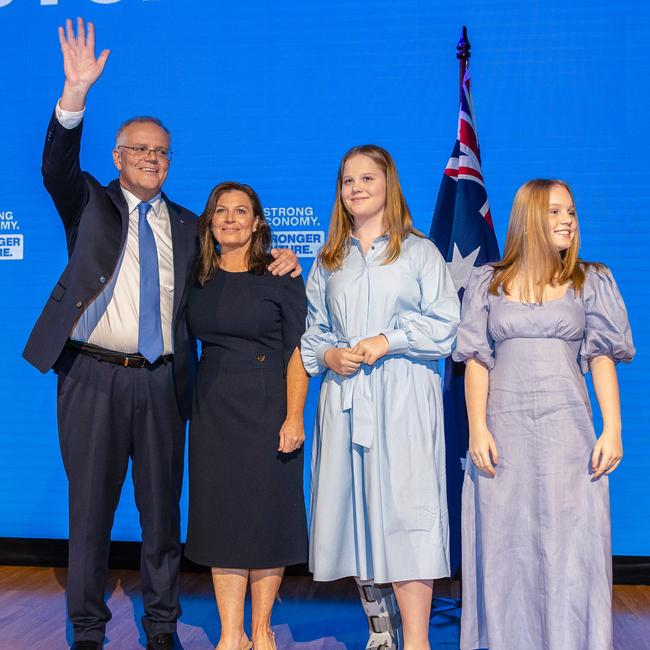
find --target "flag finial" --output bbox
[456,26,471,63]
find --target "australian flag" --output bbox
[429,67,500,576]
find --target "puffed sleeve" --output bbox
[452,264,495,370]
[279,274,308,372]
[579,266,635,374]
[381,238,461,360]
[301,259,338,377]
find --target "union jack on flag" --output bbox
[429,67,500,576]
[430,68,499,273]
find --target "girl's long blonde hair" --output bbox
[318,145,423,271]
[489,179,601,302]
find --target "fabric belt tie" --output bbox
[137,201,164,363]
[339,335,375,449]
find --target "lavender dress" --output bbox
[453,264,635,650]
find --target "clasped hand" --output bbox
[324,334,389,376]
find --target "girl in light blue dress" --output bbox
[301,145,460,648]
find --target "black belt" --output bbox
[66,341,173,369]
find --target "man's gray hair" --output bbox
[115,116,171,147]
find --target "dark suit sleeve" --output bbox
[42,110,90,243]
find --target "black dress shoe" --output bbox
[146,632,184,649]
[70,642,101,650]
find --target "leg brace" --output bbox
[355,578,403,650]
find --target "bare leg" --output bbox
[211,567,251,650]
[392,580,433,650]
[249,567,284,650]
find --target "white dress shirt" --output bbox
[58,102,175,354]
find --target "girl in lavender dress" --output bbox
[453,179,635,650]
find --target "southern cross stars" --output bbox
[447,243,480,291]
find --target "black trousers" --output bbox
[56,348,185,643]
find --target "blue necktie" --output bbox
[137,201,164,363]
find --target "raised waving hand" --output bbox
[59,18,110,111]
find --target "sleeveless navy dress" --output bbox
[185,269,308,568]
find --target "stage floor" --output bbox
[0,567,648,649]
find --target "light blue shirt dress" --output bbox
[301,233,460,583]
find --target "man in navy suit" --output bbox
[23,19,298,650]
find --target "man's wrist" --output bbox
[60,83,90,112]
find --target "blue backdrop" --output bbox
[0,0,647,556]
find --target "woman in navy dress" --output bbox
[185,182,309,650]
[453,179,635,649]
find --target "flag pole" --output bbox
[457,26,471,101]
[430,26,476,622]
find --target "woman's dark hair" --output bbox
[196,181,272,284]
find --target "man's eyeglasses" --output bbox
[118,145,173,161]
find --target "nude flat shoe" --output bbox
[213,636,252,650]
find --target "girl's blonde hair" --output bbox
[318,144,423,271]
[489,179,601,302]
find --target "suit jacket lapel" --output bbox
[165,195,190,324]
[106,180,130,246]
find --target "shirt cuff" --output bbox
[56,99,85,130]
[382,328,409,355]
[315,343,333,371]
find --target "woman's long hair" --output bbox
[489,179,601,302]
[318,144,423,271]
[196,181,272,285]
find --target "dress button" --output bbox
[75,301,83,308]
[99,276,107,284]
[257,353,266,363]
